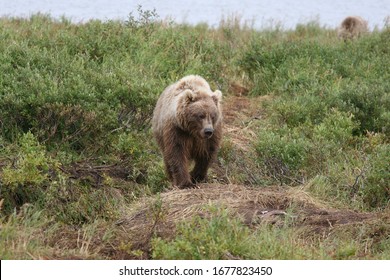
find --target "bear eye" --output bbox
[198,113,206,119]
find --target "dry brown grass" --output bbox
[119,183,377,257]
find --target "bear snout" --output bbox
[203,128,214,138]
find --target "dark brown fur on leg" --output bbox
[190,133,220,184]
[163,128,195,189]
[191,157,210,183]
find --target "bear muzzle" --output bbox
[203,128,214,138]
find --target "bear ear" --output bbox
[184,89,196,103]
[211,90,222,105]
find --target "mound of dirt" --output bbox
[118,184,375,255]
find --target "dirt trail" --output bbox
[116,92,385,257]
[223,94,268,152]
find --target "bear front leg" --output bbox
[190,157,210,183]
[169,153,194,189]
[163,131,194,189]
[191,141,219,184]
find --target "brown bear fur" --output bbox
[338,16,368,40]
[152,75,223,189]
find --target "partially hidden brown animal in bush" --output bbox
[152,75,223,189]
[338,16,368,40]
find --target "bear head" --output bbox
[177,88,222,139]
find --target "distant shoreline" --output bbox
[1,12,389,31]
[1,0,389,31]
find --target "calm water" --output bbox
[1,0,389,30]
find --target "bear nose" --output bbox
[204,128,214,138]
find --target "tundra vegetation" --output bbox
[0,9,389,259]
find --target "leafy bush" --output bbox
[269,93,328,127]
[361,144,390,208]
[1,132,52,187]
[337,83,390,135]
[44,177,122,224]
[113,131,168,193]
[0,132,57,213]
[255,127,309,184]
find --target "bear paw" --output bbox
[176,181,197,189]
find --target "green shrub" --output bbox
[1,132,51,186]
[255,127,310,184]
[313,110,358,149]
[305,134,389,210]
[337,83,390,135]
[361,144,390,208]
[0,132,57,213]
[113,131,168,193]
[269,93,327,127]
[307,110,359,179]
[44,177,122,224]
[125,4,160,33]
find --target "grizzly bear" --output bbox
[152,75,223,189]
[338,16,368,40]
